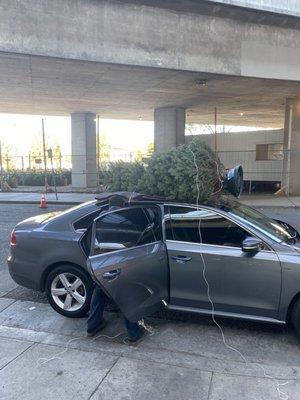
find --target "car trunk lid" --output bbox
[14,211,61,231]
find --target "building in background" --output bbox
[186,129,285,192]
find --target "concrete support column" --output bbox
[154,107,186,153]
[71,112,97,188]
[282,99,300,195]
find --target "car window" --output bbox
[73,210,102,232]
[165,206,253,248]
[93,206,162,255]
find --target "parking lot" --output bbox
[1,203,300,399]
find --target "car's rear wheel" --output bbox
[45,265,93,318]
[291,298,300,337]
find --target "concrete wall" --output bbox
[186,130,284,181]
[0,0,300,81]
[154,107,186,153]
[71,113,97,188]
[282,100,300,195]
[207,1,300,17]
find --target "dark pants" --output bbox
[87,285,142,339]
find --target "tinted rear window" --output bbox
[73,210,101,231]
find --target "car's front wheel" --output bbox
[45,265,93,318]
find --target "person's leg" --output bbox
[124,318,145,342]
[87,285,106,334]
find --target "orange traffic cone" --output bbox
[39,193,48,209]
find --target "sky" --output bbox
[0,114,154,157]
[0,113,266,158]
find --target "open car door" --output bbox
[86,205,169,322]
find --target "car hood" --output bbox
[15,211,61,230]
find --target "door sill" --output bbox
[166,304,285,325]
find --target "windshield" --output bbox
[210,197,293,243]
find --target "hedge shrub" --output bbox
[99,161,145,192]
[101,138,223,203]
[1,169,71,187]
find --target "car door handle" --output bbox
[102,269,121,280]
[171,255,192,263]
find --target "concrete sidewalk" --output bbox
[0,191,95,205]
[241,194,300,208]
[0,298,300,400]
[0,191,300,208]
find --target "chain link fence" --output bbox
[0,150,299,194]
[0,154,71,188]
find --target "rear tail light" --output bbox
[10,230,17,246]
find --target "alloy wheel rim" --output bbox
[51,273,86,312]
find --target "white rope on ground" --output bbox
[36,330,127,366]
[37,337,82,365]
[189,148,289,400]
[36,317,156,366]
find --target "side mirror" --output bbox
[242,237,263,253]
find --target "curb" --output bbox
[0,200,81,206]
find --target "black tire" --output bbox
[291,298,300,337]
[45,264,93,318]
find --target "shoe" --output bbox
[86,320,107,337]
[127,327,146,343]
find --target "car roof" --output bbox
[95,191,168,204]
[94,191,235,209]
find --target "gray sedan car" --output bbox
[7,193,300,336]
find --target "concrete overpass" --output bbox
[0,0,299,192]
